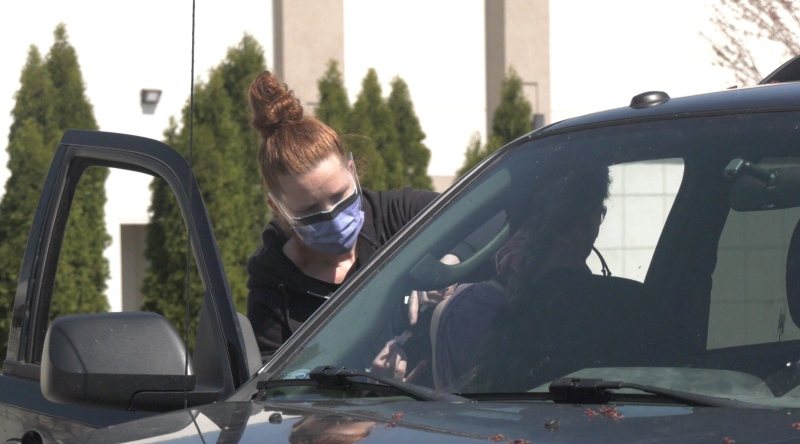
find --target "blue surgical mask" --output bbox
[271,153,364,255]
[290,193,365,255]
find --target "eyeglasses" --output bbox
[271,155,361,226]
[273,180,358,226]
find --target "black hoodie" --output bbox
[246,187,438,362]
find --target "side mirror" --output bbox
[42,312,195,412]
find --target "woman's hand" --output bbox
[369,336,427,383]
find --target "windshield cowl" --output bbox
[548,377,770,408]
[256,365,472,403]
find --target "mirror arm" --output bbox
[724,158,777,186]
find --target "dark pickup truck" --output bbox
[5,56,800,444]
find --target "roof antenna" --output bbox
[184,0,196,412]
[184,3,208,442]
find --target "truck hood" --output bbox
[64,399,800,443]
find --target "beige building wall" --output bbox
[485,0,551,136]
[120,224,147,311]
[273,0,551,188]
[431,175,455,193]
[273,0,345,109]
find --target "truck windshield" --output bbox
[267,111,800,407]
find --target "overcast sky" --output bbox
[3,0,792,310]
[0,0,784,183]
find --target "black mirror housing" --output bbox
[41,312,195,411]
[728,160,800,212]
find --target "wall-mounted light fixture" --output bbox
[140,89,162,115]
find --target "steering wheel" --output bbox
[407,169,516,290]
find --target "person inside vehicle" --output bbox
[246,71,443,362]
[461,166,614,392]
[429,224,527,390]
[366,253,465,385]
[371,213,530,387]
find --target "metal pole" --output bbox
[523,81,545,130]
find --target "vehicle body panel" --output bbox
[542,83,800,136]
[66,399,800,443]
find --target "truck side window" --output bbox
[48,167,206,352]
[589,159,684,282]
[709,206,800,349]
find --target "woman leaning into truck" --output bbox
[245,71,444,362]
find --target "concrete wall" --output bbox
[273,0,344,109]
[485,0,551,135]
[120,224,147,312]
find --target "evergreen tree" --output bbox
[388,77,433,190]
[0,26,109,363]
[456,132,484,177]
[0,47,57,360]
[491,66,532,146]
[348,69,403,190]
[343,134,387,191]
[143,37,267,341]
[142,118,203,338]
[6,47,59,143]
[218,34,266,135]
[314,62,385,190]
[47,24,98,134]
[45,24,110,320]
[315,60,351,134]
[215,34,271,237]
[456,134,502,177]
[457,66,532,177]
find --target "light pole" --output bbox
[522,81,545,130]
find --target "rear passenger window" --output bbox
[708,206,800,349]
[588,159,684,282]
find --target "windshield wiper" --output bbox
[257,366,471,403]
[549,378,769,408]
